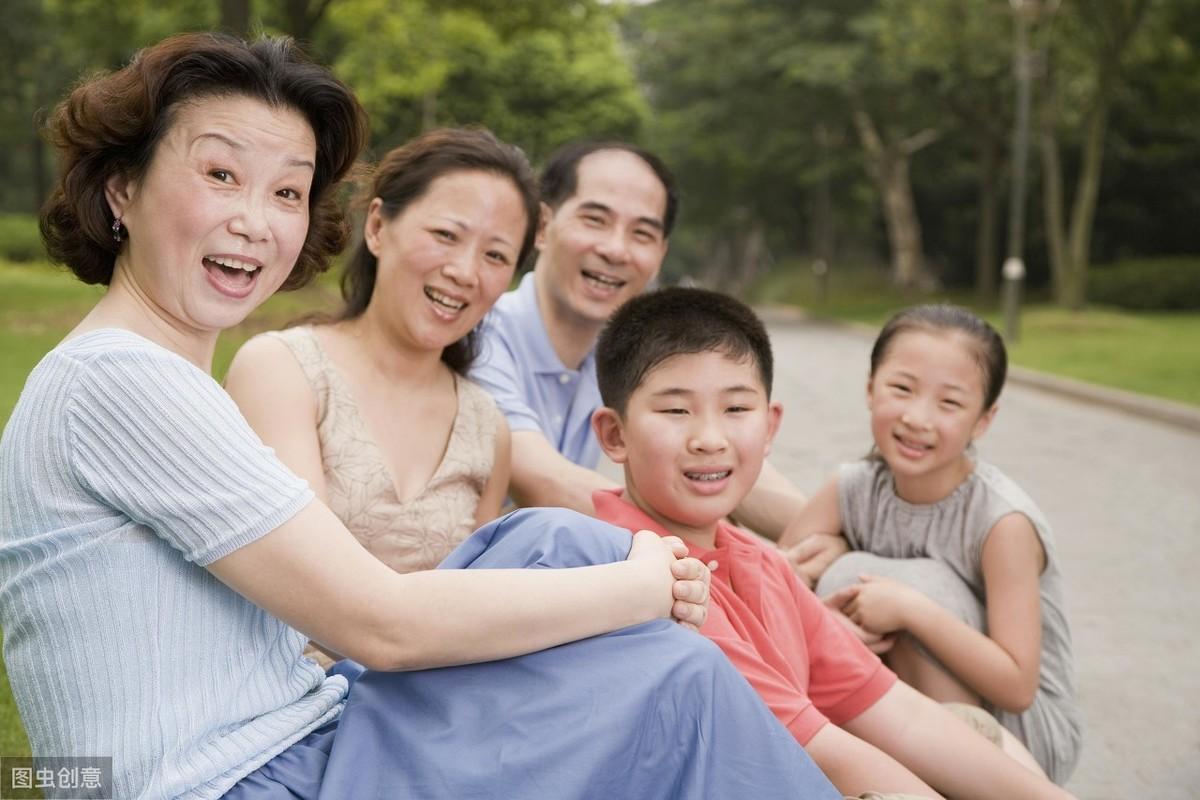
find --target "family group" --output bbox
[0,32,1081,799]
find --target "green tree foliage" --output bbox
[324,0,646,161]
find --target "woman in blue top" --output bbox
[0,32,837,799]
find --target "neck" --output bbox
[336,305,447,386]
[891,454,976,505]
[623,480,719,551]
[77,266,218,372]
[533,266,602,370]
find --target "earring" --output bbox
[112,218,125,243]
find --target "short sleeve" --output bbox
[837,459,881,551]
[65,346,314,565]
[792,571,896,725]
[470,325,543,434]
[700,603,829,744]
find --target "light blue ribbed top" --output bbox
[0,329,346,799]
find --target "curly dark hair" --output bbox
[40,32,369,290]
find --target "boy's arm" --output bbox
[509,430,618,515]
[843,681,1074,799]
[803,722,942,798]
[776,475,850,587]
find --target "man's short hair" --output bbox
[596,287,773,415]
[539,141,679,237]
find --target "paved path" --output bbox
[762,318,1200,800]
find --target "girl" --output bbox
[784,304,1082,785]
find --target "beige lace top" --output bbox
[263,326,501,575]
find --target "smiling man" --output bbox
[471,140,807,537]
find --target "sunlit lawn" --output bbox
[754,265,1200,407]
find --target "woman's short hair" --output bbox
[335,127,539,374]
[40,32,369,290]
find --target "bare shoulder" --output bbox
[982,512,1046,575]
[225,331,316,418]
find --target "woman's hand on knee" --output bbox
[628,531,711,631]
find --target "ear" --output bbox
[363,197,387,257]
[591,406,629,464]
[971,403,999,442]
[763,400,784,456]
[104,172,135,222]
[865,374,875,410]
[533,201,554,251]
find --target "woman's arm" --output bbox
[225,335,329,503]
[207,500,707,671]
[776,475,850,588]
[839,513,1045,712]
[844,681,1073,799]
[475,413,511,526]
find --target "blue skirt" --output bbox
[225,508,838,799]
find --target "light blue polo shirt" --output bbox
[471,272,602,469]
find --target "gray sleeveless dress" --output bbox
[818,458,1082,784]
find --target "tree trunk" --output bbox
[421,91,438,131]
[734,221,766,296]
[1062,84,1112,309]
[220,0,252,37]
[975,136,1001,303]
[31,129,47,214]
[1038,65,1068,303]
[852,107,933,289]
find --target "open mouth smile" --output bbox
[425,287,467,312]
[581,269,626,290]
[203,255,262,295]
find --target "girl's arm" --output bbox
[225,335,330,503]
[777,475,850,588]
[844,681,1074,799]
[909,512,1044,712]
[475,413,511,527]
[208,499,708,671]
[840,512,1045,712]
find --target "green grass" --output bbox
[0,260,340,754]
[753,264,1200,407]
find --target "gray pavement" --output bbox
[762,318,1200,799]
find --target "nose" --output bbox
[228,193,270,243]
[594,227,630,266]
[441,249,479,288]
[687,413,728,454]
[900,403,934,430]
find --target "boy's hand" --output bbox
[824,574,925,636]
[628,531,711,631]
[784,533,849,588]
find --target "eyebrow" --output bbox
[577,200,664,232]
[650,385,761,397]
[434,215,515,247]
[892,369,968,393]
[194,132,315,171]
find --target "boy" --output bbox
[590,288,1075,800]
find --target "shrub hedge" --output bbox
[0,214,44,262]
[1089,257,1200,311]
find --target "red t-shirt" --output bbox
[594,488,896,745]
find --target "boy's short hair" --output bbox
[596,287,774,415]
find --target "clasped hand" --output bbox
[629,530,711,631]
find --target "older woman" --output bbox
[0,33,837,799]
